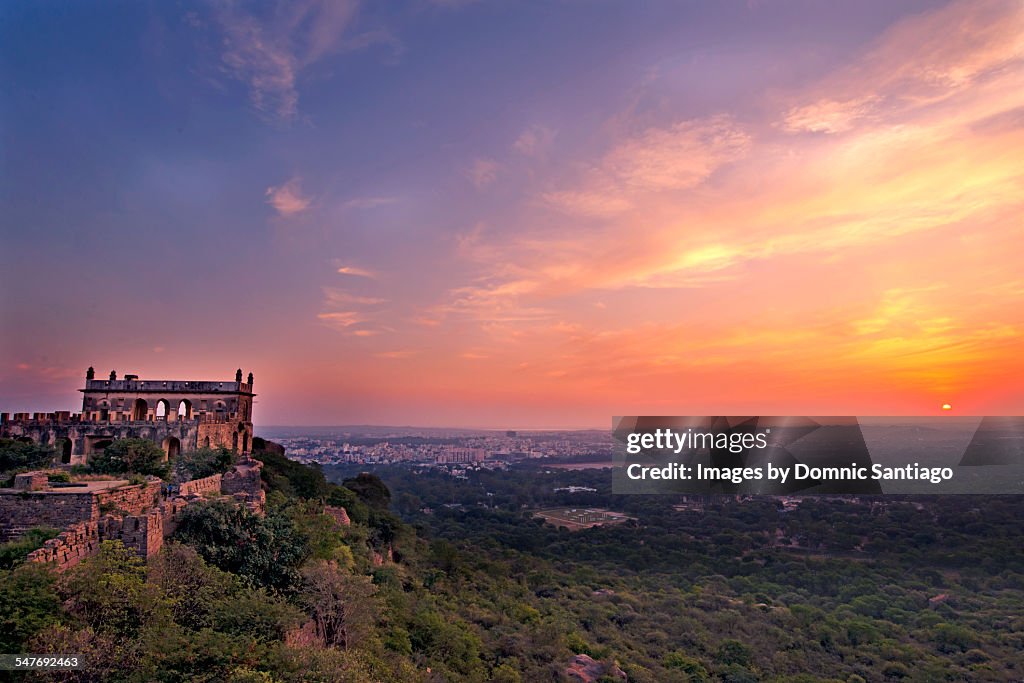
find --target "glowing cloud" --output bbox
[266,177,312,216]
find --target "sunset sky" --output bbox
[2,0,1022,427]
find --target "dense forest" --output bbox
[2,442,1023,682]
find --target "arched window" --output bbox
[232,431,239,453]
[177,399,192,420]
[156,400,169,421]
[131,399,148,422]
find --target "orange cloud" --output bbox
[266,177,312,216]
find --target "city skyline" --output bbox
[2,0,1023,427]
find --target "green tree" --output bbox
[0,563,62,651]
[300,560,378,650]
[175,446,235,481]
[326,484,370,524]
[343,473,392,511]
[0,438,56,473]
[715,639,753,667]
[61,540,171,638]
[89,437,169,478]
[173,500,309,590]
[0,526,59,569]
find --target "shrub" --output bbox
[0,438,56,473]
[88,438,169,478]
[0,527,60,569]
[175,447,234,481]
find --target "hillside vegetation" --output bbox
[1,445,1022,682]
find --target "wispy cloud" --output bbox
[466,158,500,188]
[316,311,365,330]
[321,287,387,307]
[780,0,1024,133]
[513,125,556,156]
[336,265,377,278]
[415,0,1024,396]
[12,363,81,382]
[210,0,396,122]
[602,115,750,191]
[266,177,312,216]
[542,115,749,217]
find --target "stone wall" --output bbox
[26,520,101,571]
[0,491,97,542]
[100,510,164,558]
[221,455,265,514]
[94,480,162,516]
[178,473,222,497]
[158,497,192,538]
[14,472,49,491]
[324,505,351,527]
[0,418,200,467]
[10,459,265,569]
[198,421,250,453]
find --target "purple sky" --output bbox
[2,1,1022,427]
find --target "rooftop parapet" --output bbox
[83,379,254,394]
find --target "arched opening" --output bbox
[58,438,73,464]
[242,432,249,453]
[156,400,169,421]
[203,436,211,448]
[98,400,110,422]
[214,401,227,421]
[131,399,148,422]
[177,400,192,420]
[231,431,239,453]
[162,436,181,461]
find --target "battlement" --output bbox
[0,364,257,466]
[83,379,253,395]
[1,412,81,425]
[4,458,267,570]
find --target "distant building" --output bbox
[435,447,485,464]
[0,367,255,465]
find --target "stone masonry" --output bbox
[3,458,266,571]
[0,367,256,466]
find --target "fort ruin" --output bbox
[0,366,267,570]
[0,367,256,464]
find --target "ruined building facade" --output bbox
[0,367,256,464]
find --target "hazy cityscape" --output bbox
[258,426,614,469]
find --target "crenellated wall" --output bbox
[95,480,162,516]
[100,510,165,558]
[178,473,222,497]
[26,520,101,570]
[221,455,265,514]
[10,458,265,570]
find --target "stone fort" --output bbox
[0,366,267,570]
[0,367,256,464]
